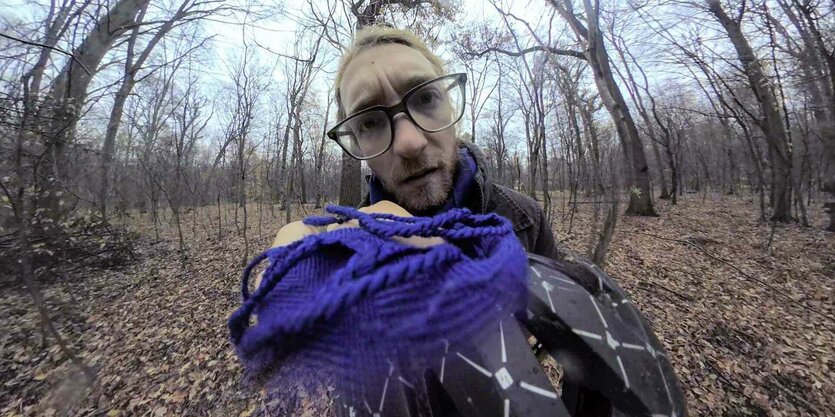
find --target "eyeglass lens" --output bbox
[334,76,464,159]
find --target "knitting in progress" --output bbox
[228,205,529,403]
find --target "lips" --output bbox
[402,167,438,185]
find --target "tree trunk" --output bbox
[314,132,328,208]
[557,70,589,193]
[609,33,670,200]
[651,138,669,199]
[338,154,363,206]
[580,98,605,195]
[780,0,835,229]
[100,76,134,216]
[521,110,539,200]
[706,0,793,222]
[278,121,291,208]
[285,123,299,224]
[41,0,151,220]
[726,147,737,195]
[100,1,185,215]
[550,0,656,216]
[669,153,679,206]
[592,199,619,266]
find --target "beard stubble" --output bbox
[380,150,458,213]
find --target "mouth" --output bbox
[402,167,438,185]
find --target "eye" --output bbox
[361,118,378,130]
[355,113,385,133]
[415,90,441,107]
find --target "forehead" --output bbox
[339,43,441,114]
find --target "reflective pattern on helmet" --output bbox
[333,315,570,417]
[525,254,687,417]
[331,254,688,417]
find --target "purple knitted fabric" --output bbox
[228,205,528,396]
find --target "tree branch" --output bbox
[0,32,92,74]
[467,45,585,60]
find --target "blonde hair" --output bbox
[334,25,446,119]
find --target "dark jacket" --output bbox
[458,141,560,260]
[461,142,605,292]
[362,141,561,260]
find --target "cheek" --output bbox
[429,131,457,161]
[367,154,393,180]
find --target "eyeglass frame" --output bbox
[327,72,468,160]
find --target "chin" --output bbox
[399,190,444,212]
[395,176,452,213]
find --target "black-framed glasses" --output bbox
[327,73,467,160]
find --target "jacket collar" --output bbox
[459,141,533,232]
[458,140,491,214]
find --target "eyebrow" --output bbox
[347,73,438,116]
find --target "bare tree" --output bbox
[550,60,590,195]
[503,31,549,205]
[453,27,500,144]
[634,1,775,220]
[314,94,335,208]
[552,0,657,215]
[0,0,155,384]
[705,0,794,222]
[167,70,210,263]
[604,12,671,199]
[258,30,325,223]
[37,0,152,220]
[483,56,517,186]
[132,64,179,240]
[473,0,657,215]
[98,0,226,216]
[224,46,266,263]
[775,0,835,229]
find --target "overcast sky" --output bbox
[0,0,710,157]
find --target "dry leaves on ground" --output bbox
[553,194,834,416]
[1,195,833,416]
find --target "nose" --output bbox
[390,114,428,159]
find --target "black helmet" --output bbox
[331,254,688,417]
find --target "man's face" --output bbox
[339,43,458,213]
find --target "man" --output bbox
[328,25,560,260]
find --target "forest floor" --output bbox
[1,194,833,416]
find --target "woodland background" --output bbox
[0,0,833,416]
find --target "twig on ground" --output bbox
[767,375,822,416]
[638,280,694,302]
[621,230,835,325]
[765,220,777,254]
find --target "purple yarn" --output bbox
[228,205,528,394]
